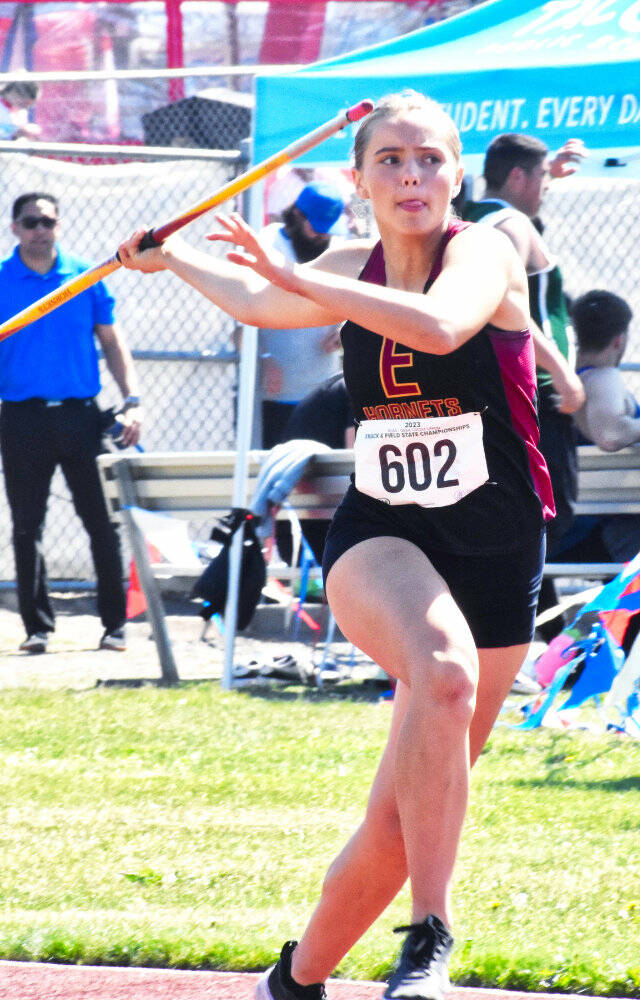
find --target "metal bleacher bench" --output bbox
[97,444,640,683]
[97,449,354,683]
[544,444,640,581]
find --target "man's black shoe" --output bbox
[255,941,326,1000]
[384,914,453,1000]
[19,632,48,654]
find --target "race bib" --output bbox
[354,413,489,508]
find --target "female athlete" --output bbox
[118,91,554,1000]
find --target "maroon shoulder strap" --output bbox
[359,241,386,285]
[357,220,470,289]
[427,219,470,287]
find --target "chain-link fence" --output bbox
[0,138,246,582]
[542,174,640,401]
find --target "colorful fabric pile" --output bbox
[516,553,640,737]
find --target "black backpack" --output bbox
[191,509,266,630]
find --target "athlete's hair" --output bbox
[483,133,548,189]
[572,289,633,353]
[352,90,461,171]
[12,192,58,221]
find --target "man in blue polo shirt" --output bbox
[0,192,142,653]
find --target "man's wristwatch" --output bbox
[121,395,141,411]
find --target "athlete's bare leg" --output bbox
[294,536,475,981]
[471,643,531,758]
[292,682,411,985]
[290,537,528,987]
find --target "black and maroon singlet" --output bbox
[339,219,554,557]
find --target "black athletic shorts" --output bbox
[323,485,546,649]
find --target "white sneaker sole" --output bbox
[254,966,276,1000]
[384,969,450,1000]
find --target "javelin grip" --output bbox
[115,227,161,263]
[138,229,162,252]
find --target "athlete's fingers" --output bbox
[228,213,263,247]
[117,228,148,265]
[214,213,239,233]
[206,215,238,243]
[228,211,253,230]
[206,213,259,248]
[226,251,258,268]
[206,231,240,244]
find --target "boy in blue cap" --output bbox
[258,181,346,448]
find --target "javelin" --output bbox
[0,99,373,343]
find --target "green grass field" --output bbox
[0,681,638,995]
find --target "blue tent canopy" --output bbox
[254,0,640,173]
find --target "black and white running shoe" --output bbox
[384,914,453,1000]
[255,941,326,1000]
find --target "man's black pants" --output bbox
[0,398,126,636]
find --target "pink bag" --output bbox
[535,633,577,687]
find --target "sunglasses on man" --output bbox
[17,215,58,230]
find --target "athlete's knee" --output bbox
[409,641,478,723]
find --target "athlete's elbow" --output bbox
[225,290,275,328]
[425,319,466,355]
[237,304,266,328]
[240,287,295,328]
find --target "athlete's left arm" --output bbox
[284,225,527,355]
[419,225,529,351]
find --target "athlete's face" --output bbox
[352,111,463,236]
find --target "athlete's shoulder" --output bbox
[445,221,529,303]
[309,238,377,278]
[447,219,520,259]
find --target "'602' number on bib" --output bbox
[379,440,458,495]
[355,413,488,508]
